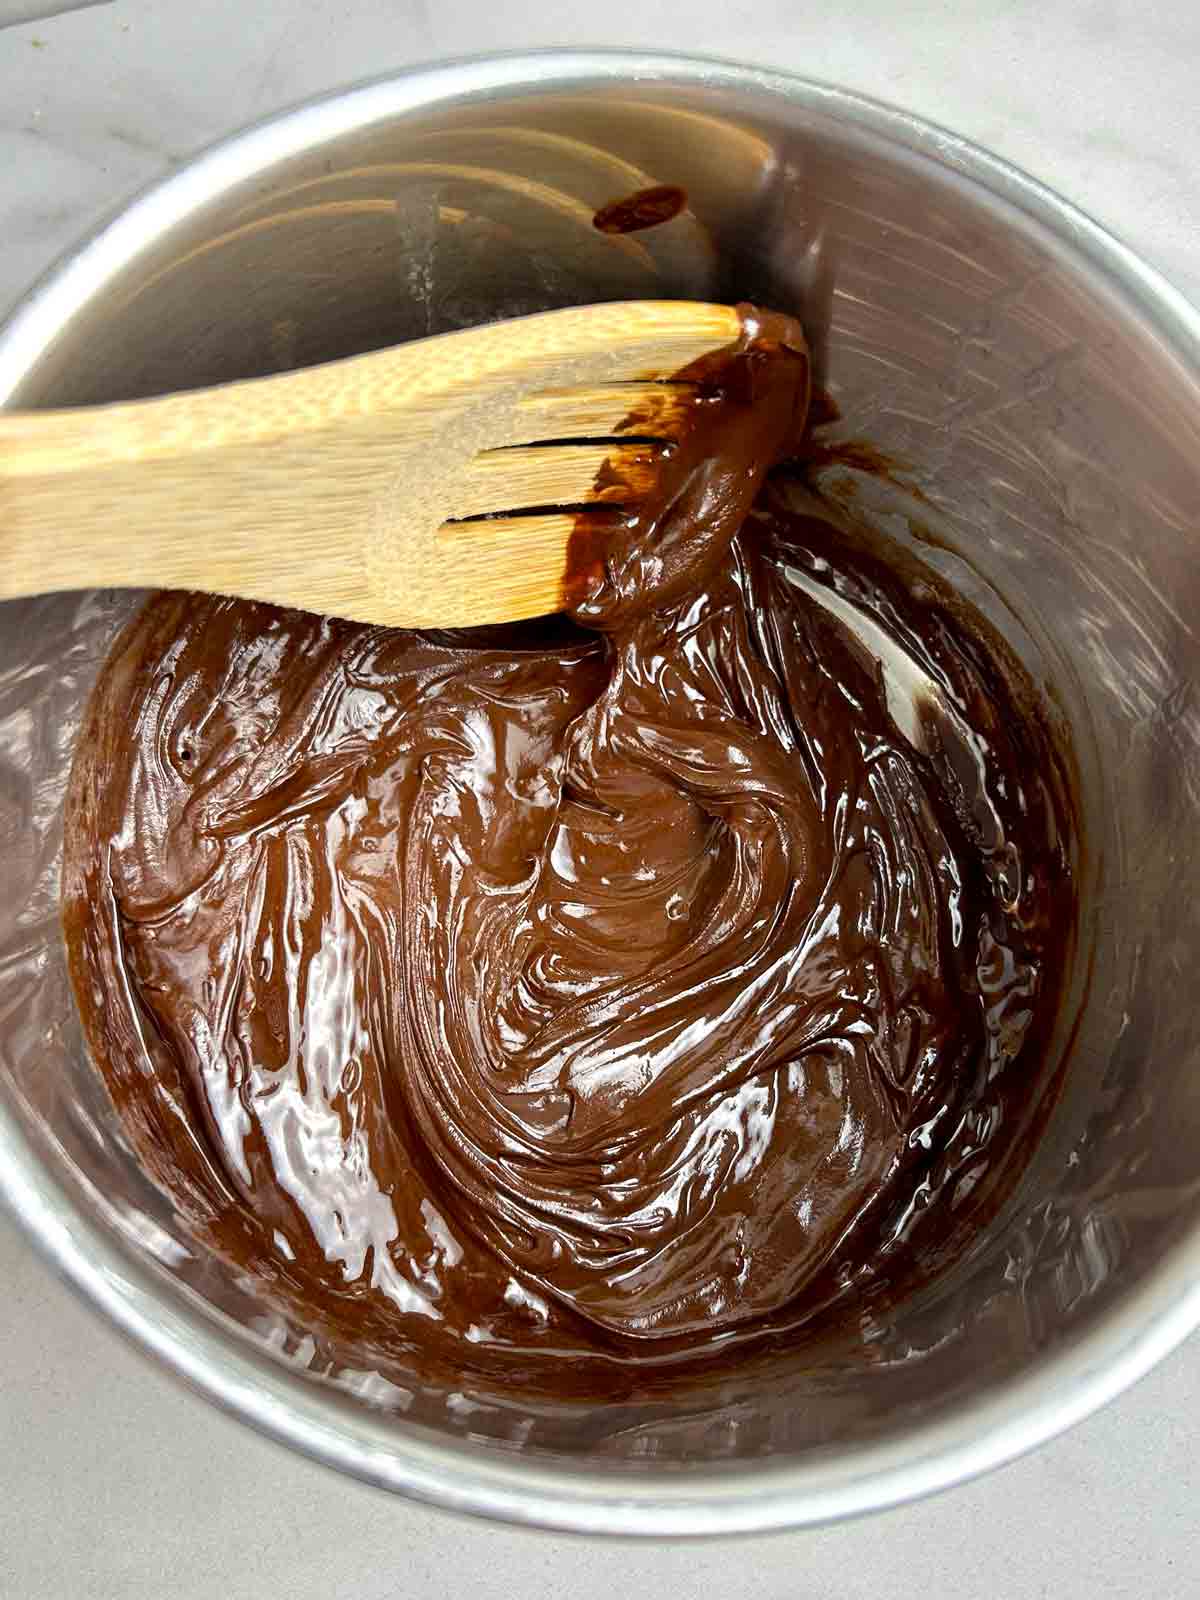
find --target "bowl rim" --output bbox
[2,47,1200,1537]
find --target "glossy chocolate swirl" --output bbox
[63,314,1076,1389]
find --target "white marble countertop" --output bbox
[1,3,1198,1595]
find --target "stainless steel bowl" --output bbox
[2,51,1200,1537]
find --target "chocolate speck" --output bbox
[593,185,687,234]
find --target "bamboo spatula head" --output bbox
[0,300,750,629]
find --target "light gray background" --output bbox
[1,3,1198,1595]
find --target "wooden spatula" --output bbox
[0,300,745,629]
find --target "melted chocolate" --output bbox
[62,311,1076,1395]
[592,185,687,234]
